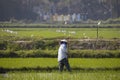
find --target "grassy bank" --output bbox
[0,50,120,58]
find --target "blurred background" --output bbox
[0,0,120,22]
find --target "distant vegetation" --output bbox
[0,0,120,21]
[0,18,120,28]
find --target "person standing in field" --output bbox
[58,39,71,72]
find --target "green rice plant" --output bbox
[0,28,119,40]
[0,58,120,69]
[0,71,120,80]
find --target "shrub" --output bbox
[0,41,7,50]
[33,40,45,50]
[45,40,58,50]
[0,50,19,57]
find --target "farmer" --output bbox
[58,39,71,72]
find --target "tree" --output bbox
[104,0,120,18]
[111,0,120,18]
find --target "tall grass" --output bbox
[0,50,119,58]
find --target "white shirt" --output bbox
[58,44,68,62]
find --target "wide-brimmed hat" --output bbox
[60,39,67,43]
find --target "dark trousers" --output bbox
[59,58,71,72]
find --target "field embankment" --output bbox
[0,50,120,58]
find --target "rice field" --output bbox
[0,58,120,69]
[0,27,120,80]
[0,28,119,39]
[0,27,119,80]
[0,58,120,80]
[0,71,120,80]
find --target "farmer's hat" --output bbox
[60,39,67,43]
